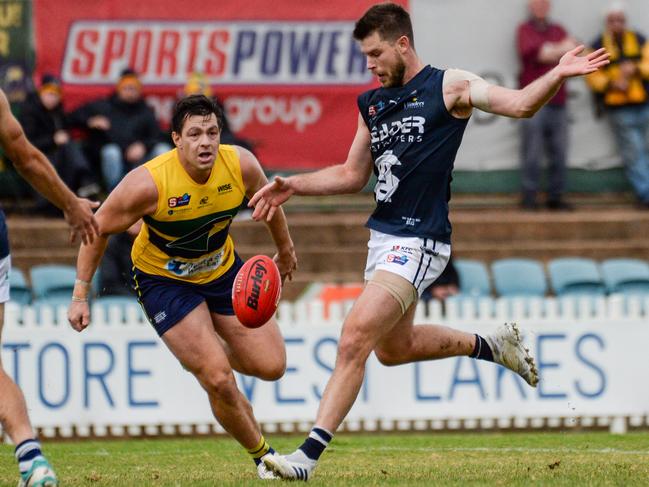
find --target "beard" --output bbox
[383,57,407,88]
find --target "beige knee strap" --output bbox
[366,270,418,314]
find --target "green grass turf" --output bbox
[1,432,648,486]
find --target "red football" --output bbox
[232,255,282,328]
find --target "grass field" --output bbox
[1,431,648,486]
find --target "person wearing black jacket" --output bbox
[19,74,98,212]
[68,69,170,190]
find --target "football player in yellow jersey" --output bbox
[67,95,297,479]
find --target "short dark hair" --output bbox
[171,94,223,133]
[353,2,414,46]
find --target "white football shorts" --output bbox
[0,254,10,304]
[364,229,451,297]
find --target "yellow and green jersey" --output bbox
[131,145,245,284]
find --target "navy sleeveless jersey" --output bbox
[0,210,8,259]
[358,66,469,243]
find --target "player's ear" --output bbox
[396,35,410,53]
[171,131,181,148]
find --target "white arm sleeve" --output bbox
[443,68,492,112]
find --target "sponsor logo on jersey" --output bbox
[218,183,232,193]
[370,116,425,146]
[166,248,225,276]
[387,254,408,265]
[405,97,425,109]
[168,193,191,208]
[200,196,209,205]
[61,21,371,86]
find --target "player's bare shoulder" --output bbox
[234,145,267,195]
[105,165,159,217]
[442,69,474,118]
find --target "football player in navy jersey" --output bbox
[250,3,609,481]
[0,88,99,486]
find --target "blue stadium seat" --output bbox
[547,257,606,296]
[9,268,32,305]
[93,295,141,322]
[30,264,77,301]
[600,258,649,295]
[491,258,548,297]
[454,258,492,297]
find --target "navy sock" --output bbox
[470,334,494,362]
[299,427,333,461]
[14,439,44,475]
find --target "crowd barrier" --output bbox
[1,296,648,441]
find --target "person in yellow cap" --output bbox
[182,73,255,153]
[68,68,171,191]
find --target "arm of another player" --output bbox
[448,46,609,118]
[0,90,100,244]
[248,114,374,221]
[68,167,158,332]
[239,146,297,282]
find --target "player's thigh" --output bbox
[211,312,286,374]
[337,282,406,360]
[162,302,232,377]
[374,299,417,357]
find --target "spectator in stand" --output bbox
[97,221,140,296]
[182,73,256,154]
[19,74,99,213]
[421,257,460,302]
[586,2,649,208]
[517,0,578,211]
[68,68,170,191]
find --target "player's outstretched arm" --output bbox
[0,90,100,244]
[239,146,297,282]
[249,114,374,221]
[453,46,609,119]
[68,167,158,332]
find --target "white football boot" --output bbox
[18,458,58,487]
[263,449,317,482]
[485,322,539,387]
[257,457,280,480]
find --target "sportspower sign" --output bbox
[33,0,405,170]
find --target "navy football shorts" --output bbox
[132,254,243,336]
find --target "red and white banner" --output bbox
[33,0,407,170]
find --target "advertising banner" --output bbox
[0,0,33,104]
[31,0,649,171]
[2,310,647,431]
[32,0,407,170]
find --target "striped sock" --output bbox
[14,439,45,476]
[247,435,275,466]
[298,426,333,461]
[470,334,494,362]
